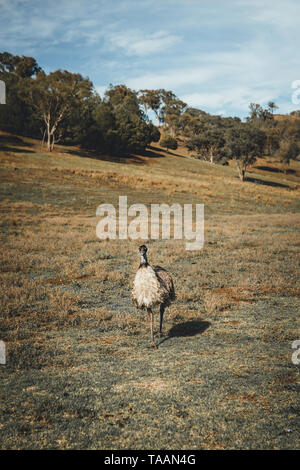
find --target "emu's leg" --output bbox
[147,308,157,348]
[158,304,165,337]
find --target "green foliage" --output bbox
[138,89,187,136]
[186,129,226,163]
[22,69,94,150]
[264,127,280,155]
[226,124,266,180]
[0,52,42,136]
[160,135,178,151]
[1,51,300,165]
[183,111,240,164]
[267,101,278,115]
[276,140,300,168]
[137,89,168,126]
[138,89,162,117]
[0,52,41,77]
[290,110,300,117]
[0,54,160,156]
[102,85,160,154]
[266,117,300,162]
[80,85,160,155]
[247,102,274,127]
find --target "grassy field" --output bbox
[0,131,299,449]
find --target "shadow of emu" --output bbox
[169,320,210,337]
[158,320,210,345]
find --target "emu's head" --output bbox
[139,244,148,265]
[139,244,148,255]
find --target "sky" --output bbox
[0,0,299,119]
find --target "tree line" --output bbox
[1,52,300,181]
[0,52,159,155]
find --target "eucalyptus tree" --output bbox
[276,141,299,172]
[23,70,94,151]
[226,124,266,181]
[0,52,42,135]
[186,128,226,163]
[160,135,178,152]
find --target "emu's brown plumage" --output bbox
[132,245,176,348]
[154,266,176,307]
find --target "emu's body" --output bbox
[132,245,175,348]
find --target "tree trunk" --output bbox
[51,133,55,152]
[47,129,51,151]
[45,117,52,151]
[235,158,246,181]
[154,111,161,128]
[44,109,64,153]
[41,128,46,150]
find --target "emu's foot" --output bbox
[157,332,164,338]
[149,341,158,349]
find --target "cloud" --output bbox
[242,0,300,30]
[127,66,213,90]
[108,30,181,56]
[125,31,298,115]
[95,85,108,97]
[1,0,299,117]
[181,87,278,114]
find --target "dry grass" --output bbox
[114,378,176,394]
[0,131,299,449]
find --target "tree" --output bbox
[138,89,162,122]
[104,84,139,110]
[138,89,186,133]
[79,84,160,155]
[186,129,225,163]
[268,101,278,115]
[247,102,273,128]
[179,108,206,137]
[162,97,187,136]
[160,135,178,152]
[276,141,299,172]
[141,89,175,127]
[271,118,300,166]
[226,124,266,181]
[286,120,300,141]
[0,52,43,136]
[107,85,160,153]
[23,70,94,151]
[182,110,240,164]
[264,126,280,155]
[0,52,41,77]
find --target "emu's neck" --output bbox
[139,254,149,267]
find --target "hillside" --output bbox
[1,130,300,215]
[0,131,299,449]
[274,113,300,122]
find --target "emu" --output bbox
[132,244,176,348]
